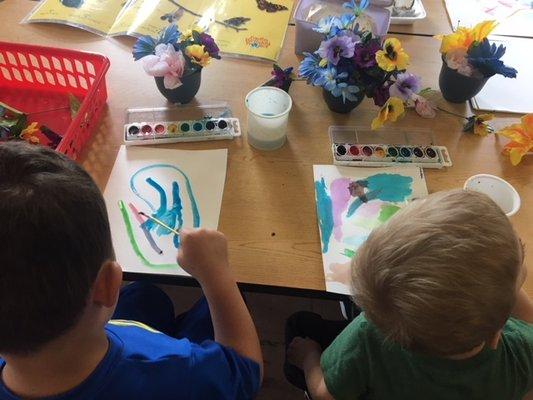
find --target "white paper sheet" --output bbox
[313,165,428,295]
[104,146,228,276]
[444,0,533,38]
[472,37,533,114]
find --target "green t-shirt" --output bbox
[321,314,533,400]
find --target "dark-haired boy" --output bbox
[0,142,262,399]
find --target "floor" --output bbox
[158,284,343,400]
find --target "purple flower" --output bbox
[372,84,390,107]
[200,32,221,59]
[317,35,356,66]
[353,40,381,68]
[389,72,421,101]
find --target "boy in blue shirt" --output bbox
[286,190,533,400]
[0,142,262,399]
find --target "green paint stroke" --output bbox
[343,248,357,258]
[118,200,177,269]
[378,204,401,223]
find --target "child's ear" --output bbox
[488,330,502,350]
[92,261,123,308]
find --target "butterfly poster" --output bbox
[25,0,295,61]
[313,165,428,294]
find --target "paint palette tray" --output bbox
[124,103,241,145]
[330,126,452,169]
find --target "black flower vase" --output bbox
[155,69,202,104]
[439,57,489,103]
[322,89,364,114]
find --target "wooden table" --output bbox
[1,1,531,299]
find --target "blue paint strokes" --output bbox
[130,164,201,249]
[315,178,334,253]
[346,174,413,217]
[147,177,167,217]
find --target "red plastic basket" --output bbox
[0,42,110,160]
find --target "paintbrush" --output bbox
[138,212,180,236]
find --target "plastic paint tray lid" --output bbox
[125,102,233,125]
[463,174,521,217]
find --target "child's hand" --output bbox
[177,229,230,285]
[287,337,322,370]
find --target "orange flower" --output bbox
[20,122,41,145]
[496,114,533,166]
[436,20,498,54]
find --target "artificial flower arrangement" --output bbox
[0,102,63,148]
[133,25,220,92]
[437,20,517,79]
[496,113,532,166]
[436,20,517,102]
[299,0,432,129]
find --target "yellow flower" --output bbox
[20,122,40,145]
[375,38,410,72]
[436,20,498,54]
[182,26,204,41]
[185,44,211,67]
[474,114,494,136]
[371,97,405,130]
[496,113,533,166]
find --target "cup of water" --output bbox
[245,86,293,151]
[464,174,521,217]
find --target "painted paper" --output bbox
[25,0,294,61]
[104,146,227,276]
[444,0,533,38]
[313,165,428,294]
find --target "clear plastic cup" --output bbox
[464,174,521,217]
[245,86,293,151]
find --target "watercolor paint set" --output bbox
[329,126,452,169]
[124,103,241,145]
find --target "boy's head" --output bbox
[352,189,523,357]
[0,142,117,355]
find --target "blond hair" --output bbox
[352,189,521,356]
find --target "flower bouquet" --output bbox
[133,25,221,104]
[0,103,63,148]
[299,1,430,129]
[436,20,517,103]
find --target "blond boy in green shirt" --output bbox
[287,190,533,400]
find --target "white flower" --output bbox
[142,44,186,89]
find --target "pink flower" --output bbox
[445,49,473,77]
[413,95,436,118]
[142,44,186,89]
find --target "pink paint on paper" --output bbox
[356,201,383,218]
[330,178,352,240]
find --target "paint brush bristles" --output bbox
[138,212,180,236]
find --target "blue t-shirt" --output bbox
[0,320,261,400]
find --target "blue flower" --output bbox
[158,24,181,45]
[317,35,356,65]
[132,25,181,61]
[316,67,348,92]
[339,13,356,29]
[467,39,517,78]
[343,0,370,15]
[332,84,361,103]
[313,16,341,38]
[299,52,325,85]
